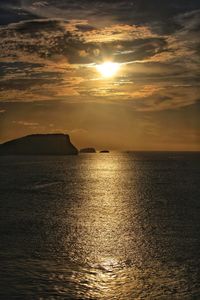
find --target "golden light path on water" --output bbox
[61,154,149,299]
[57,154,192,299]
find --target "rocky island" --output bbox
[80,148,96,153]
[0,134,78,155]
[100,150,110,153]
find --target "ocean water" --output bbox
[0,152,200,299]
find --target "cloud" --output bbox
[125,85,200,111]
[0,17,167,66]
[0,1,38,26]
[0,0,199,113]
[12,120,39,126]
[17,1,200,33]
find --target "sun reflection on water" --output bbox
[64,154,143,299]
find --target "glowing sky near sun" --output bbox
[96,62,120,78]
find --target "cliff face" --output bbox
[0,134,78,155]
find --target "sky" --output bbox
[0,0,200,150]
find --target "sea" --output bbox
[0,152,200,299]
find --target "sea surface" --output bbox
[0,152,200,299]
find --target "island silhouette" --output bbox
[100,150,110,153]
[80,148,96,153]
[0,134,78,155]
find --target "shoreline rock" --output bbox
[100,150,109,153]
[0,134,78,155]
[80,148,96,153]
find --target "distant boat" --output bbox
[100,150,109,153]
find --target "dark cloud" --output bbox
[0,19,78,61]
[0,17,168,65]
[1,0,200,34]
[75,24,96,32]
[29,0,200,34]
[112,38,167,63]
[0,1,38,25]
[121,0,200,33]
[13,18,67,34]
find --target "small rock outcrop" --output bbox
[80,148,96,153]
[0,134,78,155]
[100,150,109,153]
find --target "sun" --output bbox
[96,61,120,78]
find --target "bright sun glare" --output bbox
[96,62,120,78]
